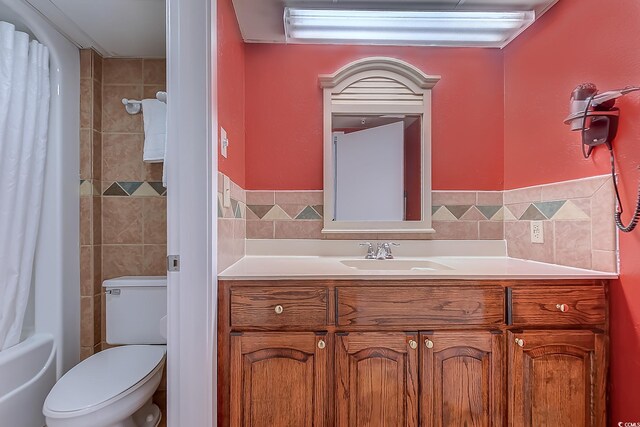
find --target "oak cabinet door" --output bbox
[420,331,504,427]
[230,332,329,427]
[335,332,419,427]
[508,330,607,427]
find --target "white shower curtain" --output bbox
[0,21,50,351]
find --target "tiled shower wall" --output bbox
[79,49,102,359]
[79,50,167,423]
[80,50,167,356]
[99,57,167,297]
[236,176,617,273]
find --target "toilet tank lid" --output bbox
[103,276,167,288]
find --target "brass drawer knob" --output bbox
[425,339,434,349]
[556,303,569,312]
[515,338,525,348]
[274,305,284,315]
[318,340,326,349]
[409,340,418,349]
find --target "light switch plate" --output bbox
[531,221,544,244]
[220,127,229,158]
[223,175,231,207]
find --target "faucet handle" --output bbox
[359,242,375,259]
[382,242,399,259]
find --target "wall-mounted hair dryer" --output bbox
[565,83,640,232]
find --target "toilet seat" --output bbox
[43,345,166,418]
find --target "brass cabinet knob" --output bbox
[274,305,284,315]
[318,340,326,349]
[556,303,569,312]
[424,338,434,349]
[409,340,418,349]
[515,338,525,348]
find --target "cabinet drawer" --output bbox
[230,287,328,328]
[510,286,605,327]
[336,286,504,327]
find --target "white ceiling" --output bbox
[24,0,165,58]
[12,0,557,56]
[233,0,559,45]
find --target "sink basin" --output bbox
[340,259,453,271]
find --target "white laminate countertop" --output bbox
[218,255,618,281]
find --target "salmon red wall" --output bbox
[217,0,245,187]
[244,44,504,190]
[504,0,640,421]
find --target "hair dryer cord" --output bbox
[610,149,640,232]
[580,96,595,159]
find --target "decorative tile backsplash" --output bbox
[217,173,246,273]
[227,176,618,273]
[504,175,616,273]
[243,190,504,240]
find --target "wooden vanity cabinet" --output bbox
[335,332,420,427]
[229,332,329,427]
[420,331,504,427]
[218,279,608,427]
[507,330,607,427]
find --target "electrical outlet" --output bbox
[220,127,229,158]
[531,221,544,244]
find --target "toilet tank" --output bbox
[103,276,167,345]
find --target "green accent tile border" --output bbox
[103,182,128,196]
[247,205,274,219]
[534,201,566,219]
[477,205,502,220]
[296,206,322,220]
[520,204,547,221]
[217,195,246,220]
[446,205,472,219]
[218,191,590,222]
[102,181,166,197]
[148,182,167,196]
[118,182,143,195]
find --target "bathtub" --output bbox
[0,333,56,427]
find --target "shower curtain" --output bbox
[0,21,50,351]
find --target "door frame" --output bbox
[165,0,217,425]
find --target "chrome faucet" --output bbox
[359,242,376,259]
[375,242,399,260]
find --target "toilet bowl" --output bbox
[43,276,168,427]
[43,345,166,427]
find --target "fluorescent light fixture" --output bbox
[284,8,536,48]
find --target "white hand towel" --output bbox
[142,99,167,163]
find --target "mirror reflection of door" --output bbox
[332,115,422,222]
[334,121,404,221]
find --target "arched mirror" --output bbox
[320,57,440,234]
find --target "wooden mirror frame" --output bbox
[319,57,441,234]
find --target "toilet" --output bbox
[43,276,167,427]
